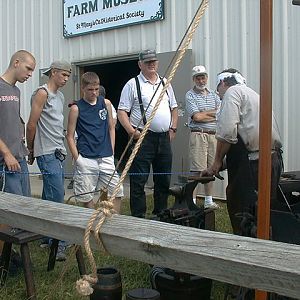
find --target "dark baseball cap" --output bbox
[139,50,158,62]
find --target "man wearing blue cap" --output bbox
[118,50,178,218]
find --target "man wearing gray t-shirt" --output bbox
[0,50,36,263]
[0,50,35,193]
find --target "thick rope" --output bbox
[76,197,115,295]
[110,0,209,204]
[77,0,209,296]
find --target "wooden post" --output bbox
[257,1,273,299]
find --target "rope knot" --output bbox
[76,274,97,296]
[99,200,115,216]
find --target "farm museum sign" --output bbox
[63,0,165,37]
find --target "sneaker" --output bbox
[56,245,67,262]
[39,238,51,249]
[204,202,220,210]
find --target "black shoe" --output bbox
[67,180,74,189]
[10,250,23,269]
[0,250,23,277]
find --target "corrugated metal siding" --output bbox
[1,0,300,197]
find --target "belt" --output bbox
[132,127,169,135]
[191,129,216,135]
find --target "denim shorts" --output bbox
[36,153,65,203]
[0,158,31,196]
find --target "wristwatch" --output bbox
[169,127,177,133]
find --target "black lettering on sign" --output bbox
[103,0,138,9]
[67,0,98,18]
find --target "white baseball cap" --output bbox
[192,65,207,77]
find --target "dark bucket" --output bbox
[90,267,122,300]
[150,267,212,300]
[126,288,160,300]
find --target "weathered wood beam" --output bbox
[0,192,299,298]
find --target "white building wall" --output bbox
[1,0,300,196]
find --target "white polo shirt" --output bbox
[118,72,177,132]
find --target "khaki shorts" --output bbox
[189,132,217,171]
[74,154,124,203]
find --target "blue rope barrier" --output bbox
[0,170,195,176]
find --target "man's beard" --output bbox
[194,84,207,91]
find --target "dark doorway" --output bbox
[84,59,140,166]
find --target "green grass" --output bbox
[0,196,232,300]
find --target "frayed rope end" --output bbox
[76,274,97,296]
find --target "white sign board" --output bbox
[63,0,165,38]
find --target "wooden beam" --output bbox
[0,193,299,298]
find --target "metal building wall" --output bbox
[1,0,300,197]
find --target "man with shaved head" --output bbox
[0,50,36,271]
[0,49,35,195]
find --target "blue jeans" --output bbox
[37,153,66,246]
[0,158,31,196]
[36,153,65,203]
[129,131,172,217]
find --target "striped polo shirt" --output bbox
[185,88,220,131]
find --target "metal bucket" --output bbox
[90,267,122,300]
[126,288,160,300]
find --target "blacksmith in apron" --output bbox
[203,68,283,235]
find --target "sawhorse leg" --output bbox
[20,243,36,300]
[0,242,12,286]
[47,239,59,272]
[47,242,86,276]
